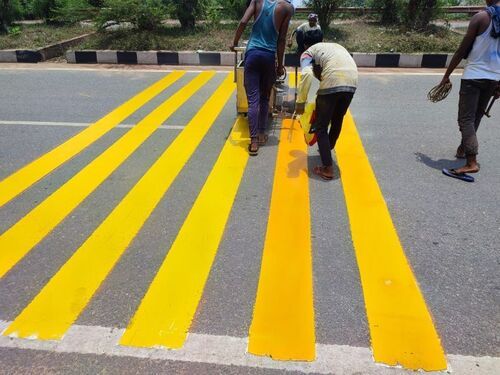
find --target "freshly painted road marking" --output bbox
[0,72,212,280]
[334,111,447,371]
[121,117,249,349]
[0,71,184,208]
[2,73,234,341]
[0,120,186,130]
[2,321,499,374]
[248,113,316,361]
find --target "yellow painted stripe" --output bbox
[0,71,184,208]
[247,114,316,361]
[0,72,213,280]
[3,73,235,340]
[121,116,249,349]
[335,112,446,371]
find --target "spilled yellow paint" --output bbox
[0,71,184,208]
[335,111,447,371]
[121,116,248,349]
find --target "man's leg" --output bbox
[457,80,497,159]
[328,92,354,150]
[455,79,481,173]
[313,94,336,179]
[473,79,497,131]
[257,51,276,143]
[244,50,261,153]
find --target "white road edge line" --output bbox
[0,321,498,374]
[0,120,185,130]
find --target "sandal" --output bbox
[248,141,259,156]
[313,166,333,181]
[258,134,269,146]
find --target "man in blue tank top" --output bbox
[230,0,294,156]
[439,0,500,178]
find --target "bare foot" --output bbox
[452,164,480,174]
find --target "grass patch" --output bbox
[0,24,94,50]
[79,20,461,53]
[326,21,462,53]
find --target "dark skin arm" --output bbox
[230,0,293,76]
[276,3,293,76]
[229,0,256,52]
[440,11,491,85]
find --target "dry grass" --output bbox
[0,24,94,49]
[1,20,462,53]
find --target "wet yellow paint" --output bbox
[121,116,247,349]
[335,112,447,371]
[248,112,315,361]
[0,71,184,208]
[0,72,212,280]
[3,73,234,340]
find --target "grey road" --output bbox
[0,66,498,374]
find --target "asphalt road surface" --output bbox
[0,65,498,374]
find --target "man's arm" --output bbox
[287,29,297,47]
[276,3,293,76]
[295,52,314,114]
[230,0,256,51]
[440,12,489,85]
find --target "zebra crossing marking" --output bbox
[335,111,447,370]
[0,71,184,208]
[121,116,248,349]
[0,72,212,280]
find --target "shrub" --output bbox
[370,0,404,24]
[50,0,99,24]
[0,0,23,33]
[305,0,346,31]
[97,0,166,31]
[219,0,248,20]
[169,0,205,29]
[403,0,442,31]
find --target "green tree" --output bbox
[97,0,166,30]
[370,0,403,24]
[219,0,248,20]
[170,0,205,29]
[305,0,345,31]
[404,0,441,30]
[0,0,23,33]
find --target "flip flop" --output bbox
[442,168,475,182]
[248,142,259,156]
[313,166,333,181]
[258,134,269,146]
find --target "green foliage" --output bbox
[369,0,404,24]
[218,0,248,20]
[50,0,98,24]
[205,0,222,27]
[169,0,206,29]
[0,0,23,33]
[305,0,346,31]
[97,0,167,31]
[403,0,441,30]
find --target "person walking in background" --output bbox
[230,0,294,156]
[288,13,323,55]
[439,0,500,179]
[295,42,358,181]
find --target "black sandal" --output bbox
[248,142,259,156]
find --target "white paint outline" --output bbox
[0,321,498,374]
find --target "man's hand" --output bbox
[440,76,451,87]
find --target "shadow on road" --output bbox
[415,152,462,171]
